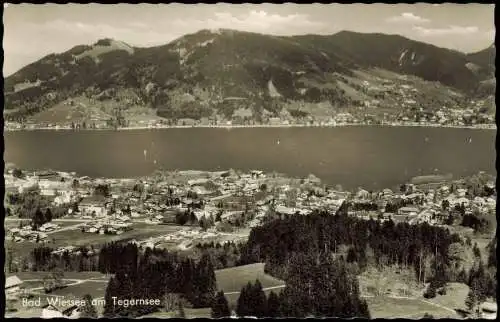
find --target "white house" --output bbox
[275,205,299,216]
[18,179,39,193]
[188,178,209,186]
[356,189,370,200]
[79,196,107,217]
[53,191,73,206]
[439,185,450,194]
[456,188,467,197]
[480,302,497,320]
[398,206,420,216]
[5,275,23,300]
[41,302,82,319]
[473,196,486,207]
[192,185,212,196]
[42,304,64,319]
[39,223,60,232]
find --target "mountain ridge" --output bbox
[4,29,495,124]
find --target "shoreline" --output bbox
[4,123,497,132]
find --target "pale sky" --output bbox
[2,3,495,76]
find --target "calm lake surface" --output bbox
[4,127,496,190]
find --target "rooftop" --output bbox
[6,275,23,288]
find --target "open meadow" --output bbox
[215,263,285,293]
[420,283,470,315]
[365,296,461,319]
[215,263,285,306]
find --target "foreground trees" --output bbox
[100,243,217,317]
[240,207,463,285]
[236,280,267,317]
[211,291,231,318]
[278,254,370,318]
[235,259,370,319]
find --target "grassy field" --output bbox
[214,263,285,307]
[365,296,460,319]
[48,280,108,299]
[215,263,284,293]
[20,280,46,289]
[5,221,21,229]
[422,283,470,313]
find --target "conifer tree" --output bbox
[251,279,268,317]
[32,207,45,229]
[81,294,98,318]
[211,290,231,318]
[45,208,53,223]
[176,301,186,318]
[236,282,253,317]
[103,276,119,317]
[267,291,281,317]
[192,253,217,307]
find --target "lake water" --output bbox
[4,126,496,190]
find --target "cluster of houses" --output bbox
[81,219,133,235]
[5,170,75,196]
[6,217,63,243]
[6,226,49,243]
[49,245,99,257]
[134,224,250,251]
[344,180,496,226]
[4,165,496,252]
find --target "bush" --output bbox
[423,285,437,299]
[437,287,447,296]
[12,168,24,179]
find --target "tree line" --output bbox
[239,206,464,286]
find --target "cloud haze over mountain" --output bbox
[3,3,495,76]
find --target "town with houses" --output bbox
[4,105,495,131]
[4,75,495,131]
[4,166,496,251]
